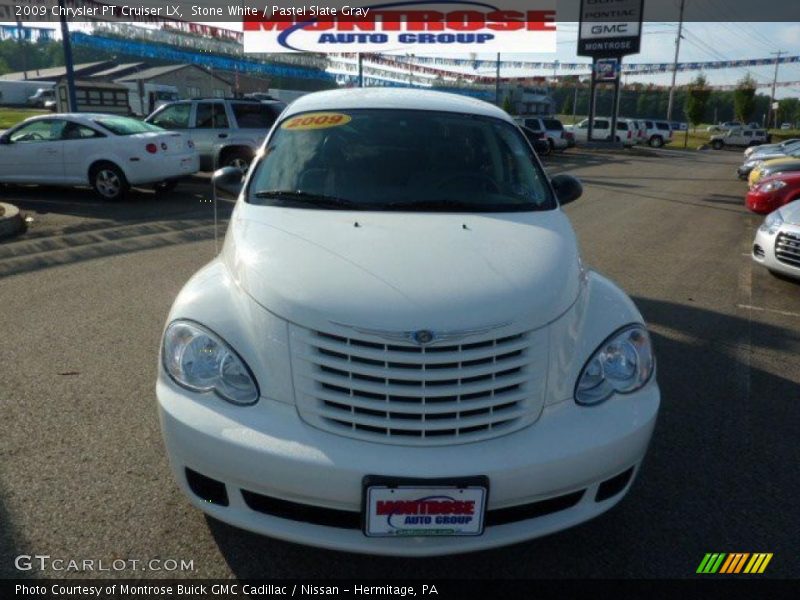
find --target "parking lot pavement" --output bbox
[0,150,798,579]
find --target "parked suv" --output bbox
[570,117,636,147]
[514,117,568,152]
[641,119,673,147]
[710,128,768,150]
[146,98,286,171]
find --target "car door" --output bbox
[60,120,108,184]
[593,119,610,140]
[193,101,230,170]
[0,119,65,183]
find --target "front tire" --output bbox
[91,163,128,201]
[221,149,253,173]
[712,140,724,150]
[649,136,664,148]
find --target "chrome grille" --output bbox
[289,325,547,446]
[775,231,800,268]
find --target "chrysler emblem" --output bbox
[412,330,435,345]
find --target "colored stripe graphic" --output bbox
[744,553,774,574]
[697,553,727,573]
[700,553,773,574]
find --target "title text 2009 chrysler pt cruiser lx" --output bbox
[157,89,660,556]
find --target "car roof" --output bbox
[18,112,135,124]
[283,88,512,122]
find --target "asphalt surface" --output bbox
[1,149,798,579]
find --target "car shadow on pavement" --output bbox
[2,177,214,224]
[0,483,33,579]
[701,193,746,206]
[205,297,799,578]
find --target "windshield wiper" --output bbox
[383,199,540,212]
[252,190,365,210]
[382,199,480,211]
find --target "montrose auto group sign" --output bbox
[242,2,557,54]
[577,0,644,57]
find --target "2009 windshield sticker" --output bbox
[281,113,352,131]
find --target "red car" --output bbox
[746,171,800,214]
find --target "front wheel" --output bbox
[91,164,128,201]
[712,140,724,150]
[649,136,664,148]
[222,150,252,173]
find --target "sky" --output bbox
[8,19,800,98]
[477,22,800,98]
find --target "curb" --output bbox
[0,202,24,240]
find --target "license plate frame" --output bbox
[362,475,489,538]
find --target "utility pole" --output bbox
[666,0,685,122]
[58,0,78,112]
[358,53,363,88]
[767,50,786,129]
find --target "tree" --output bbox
[685,74,711,130]
[777,97,800,126]
[502,95,514,115]
[733,74,757,123]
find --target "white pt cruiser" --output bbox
[157,89,660,556]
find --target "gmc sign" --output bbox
[577,0,644,57]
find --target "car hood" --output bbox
[222,206,583,333]
[779,200,800,225]
[762,157,800,168]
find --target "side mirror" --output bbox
[212,166,244,199]
[551,174,583,206]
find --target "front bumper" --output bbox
[752,224,800,279]
[157,375,659,556]
[737,166,754,179]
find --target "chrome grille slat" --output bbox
[289,324,547,446]
[309,386,531,414]
[296,349,530,382]
[293,331,531,363]
[309,369,530,398]
[776,232,800,267]
[314,406,529,431]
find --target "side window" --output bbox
[9,119,65,143]
[656,122,670,131]
[149,104,190,129]
[196,103,229,129]
[617,122,628,131]
[594,119,610,129]
[645,121,653,128]
[231,103,280,129]
[62,122,104,140]
[744,131,752,137]
[524,119,541,131]
[577,120,588,129]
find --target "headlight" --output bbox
[575,325,654,406]
[759,209,784,235]
[162,320,259,405]
[758,180,787,193]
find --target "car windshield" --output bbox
[248,109,555,212]
[94,117,164,136]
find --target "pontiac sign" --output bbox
[578,0,644,57]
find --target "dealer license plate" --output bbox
[363,476,488,537]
